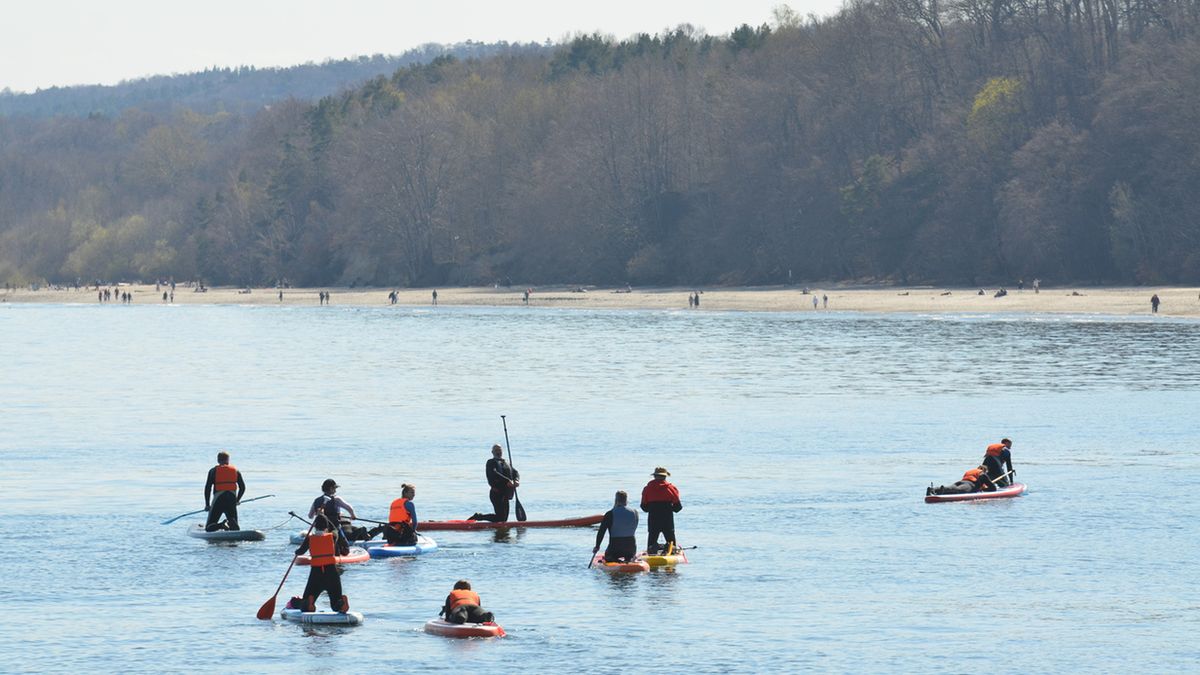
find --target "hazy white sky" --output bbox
[0,0,844,93]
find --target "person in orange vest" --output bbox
[203,450,245,532]
[439,580,495,625]
[928,466,997,495]
[982,438,1015,486]
[641,467,682,555]
[293,515,350,613]
[367,483,419,545]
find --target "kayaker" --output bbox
[309,479,357,553]
[594,490,639,562]
[367,483,419,545]
[928,466,997,495]
[293,518,350,613]
[439,580,495,624]
[469,444,520,522]
[641,467,682,555]
[203,450,246,532]
[982,438,1015,486]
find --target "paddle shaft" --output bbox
[162,494,274,525]
[501,415,527,521]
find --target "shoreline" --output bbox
[3,284,1198,317]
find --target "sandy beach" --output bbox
[3,283,1198,317]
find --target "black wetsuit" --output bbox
[982,449,1014,486]
[475,458,519,522]
[204,466,245,532]
[294,536,346,611]
[595,505,638,562]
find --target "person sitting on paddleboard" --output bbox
[310,479,357,554]
[367,483,419,545]
[469,444,520,522]
[928,466,997,495]
[292,514,350,613]
[641,467,682,555]
[982,438,1015,487]
[594,490,639,562]
[203,450,245,532]
[439,580,495,625]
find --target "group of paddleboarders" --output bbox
[594,466,684,562]
[927,438,1017,495]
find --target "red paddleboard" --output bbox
[421,514,603,530]
[925,482,1027,503]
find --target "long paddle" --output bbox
[500,415,527,522]
[161,494,274,525]
[257,514,316,620]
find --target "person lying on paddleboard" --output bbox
[367,483,419,545]
[641,467,682,555]
[310,479,357,553]
[203,450,246,532]
[928,466,997,496]
[291,514,350,613]
[594,490,639,563]
[982,438,1015,487]
[439,580,496,625]
[469,444,520,522]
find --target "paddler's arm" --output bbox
[294,537,310,556]
[439,593,452,617]
[405,501,418,532]
[594,512,612,551]
[339,497,357,520]
[204,467,216,509]
[236,473,247,502]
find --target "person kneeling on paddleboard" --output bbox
[293,515,350,613]
[982,438,1015,487]
[439,580,495,625]
[594,490,639,562]
[928,466,997,496]
[641,467,682,555]
[204,450,245,532]
[470,444,520,522]
[367,483,419,545]
[310,479,357,554]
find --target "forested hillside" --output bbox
[2,1,1199,288]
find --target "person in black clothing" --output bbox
[292,516,349,613]
[204,451,245,532]
[470,444,520,522]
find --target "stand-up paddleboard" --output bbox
[924,482,1027,503]
[295,546,369,566]
[641,549,689,568]
[421,514,603,531]
[368,535,438,558]
[592,553,649,573]
[187,524,266,541]
[424,618,505,638]
[289,532,388,547]
[280,607,364,625]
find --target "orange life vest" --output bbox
[448,589,481,610]
[214,464,239,492]
[308,532,337,568]
[962,468,986,482]
[388,498,412,525]
[985,443,1007,457]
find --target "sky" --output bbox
[0,0,845,93]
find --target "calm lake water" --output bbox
[2,303,1198,672]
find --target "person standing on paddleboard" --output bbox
[982,438,1015,486]
[291,515,350,613]
[310,479,357,553]
[641,467,682,555]
[594,490,639,562]
[470,444,520,522]
[204,451,245,532]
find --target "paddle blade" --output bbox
[515,496,527,522]
[256,595,277,621]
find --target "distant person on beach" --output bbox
[432,289,438,305]
[291,515,350,613]
[469,444,520,522]
[641,467,682,554]
[928,466,996,495]
[440,580,495,625]
[204,451,246,532]
[523,289,530,305]
[162,291,168,302]
[688,293,694,308]
[278,290,283,301]
[1033,278,1041,294]
[982,438,1015,486]
[822,294,828,308]
[812,296,818,309]
[1151,294,1160,313]
[594,490,639,563]
[310,479,356,552]
[368,483,419,545]
[694,291,700,308]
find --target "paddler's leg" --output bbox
[447,605,470,624]
[302,567,323,612]
[325,567,346,612]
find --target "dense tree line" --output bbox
[2,1,1199,288]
